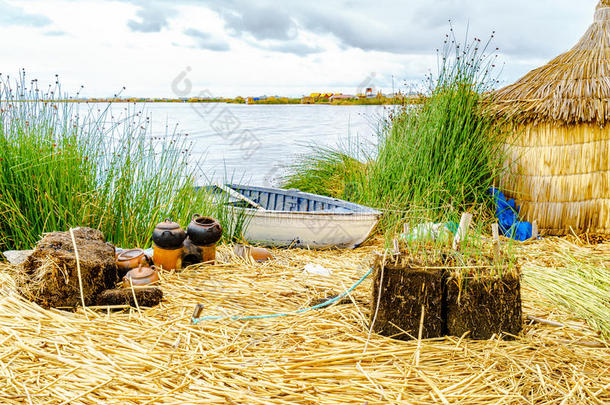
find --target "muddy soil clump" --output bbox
[18,228,118,308]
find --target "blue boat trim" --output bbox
[208,184,381,215]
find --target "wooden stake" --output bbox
[414,304,425,367]
[531,220,538,240]
[69,228,88,321]
[452,213,473,251]
[491,223,500,261]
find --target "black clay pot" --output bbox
[187,215,222,246]
[152,219,186,250]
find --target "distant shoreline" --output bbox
[51,95,424,106]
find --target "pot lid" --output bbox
[124,267,156,280]
[155,219,181,230]
[117,248,144,261]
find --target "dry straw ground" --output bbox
[0,238,608,404]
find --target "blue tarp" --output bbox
[490,188,532,241]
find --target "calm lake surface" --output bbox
[140,103,387,186]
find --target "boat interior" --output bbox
[211,184,361,213]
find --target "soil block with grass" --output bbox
[18,228,118,308]
[370,254,445,340]
[445,269,522,340]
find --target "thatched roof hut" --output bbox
[493,0,610,234]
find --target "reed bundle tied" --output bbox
[491,1,610,234]
[0,239,608,404]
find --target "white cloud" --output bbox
[0,0,51,27]
[127,4,177,33]
[183,28,230,51]
[0,0,600,97]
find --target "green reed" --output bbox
[0,70,240,250]
[523,248,610,341]
[284,29,509,237]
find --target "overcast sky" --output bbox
[0,0,600,97]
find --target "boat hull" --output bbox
[233,207,379,249]
[208,184,381,249]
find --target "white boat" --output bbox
[211,184,381,249]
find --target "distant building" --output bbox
[329,94,353,102]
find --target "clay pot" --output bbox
[152,245,183,271]
[187,215,222,246]
[250,247,273,262]
[152,219,186,250]
[182,239,217,267]
[234,244,273,262]
[201,244,217,264]
[116,248,148,277]
[122,266,160,288]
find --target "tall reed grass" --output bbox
[0,71,239,251]
[282,146,366,199]
[284,29,509,236]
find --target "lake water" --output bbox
[140,103,388,186]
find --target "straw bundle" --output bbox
[0,241,608,404]
[520,237,610,340]
[492,1,610,234]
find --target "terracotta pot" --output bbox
[153,244,183,271]
[122,266,160,288]
[116,248,148,277]
[250,246,273,262]
[152,219,186,250]
[234,244,273,262]
[187,215,222,246]
[201,244,217,264]
[181,240,217,266]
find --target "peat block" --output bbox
[445,272,522,340]
[96,287,163,307]
[70,227,106,242]
[18,228,118,308]
[370,259,444,340]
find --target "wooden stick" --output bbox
[527,315,586,331]
[531,220,538,240]
[452,213,472,251]
[129,277,142,317]
[491,223,500,261]
[69,228,88,321]
[214,183,264,210]
[414,304,425,367]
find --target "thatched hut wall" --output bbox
[502,122,610,234]
[494,1,610,234]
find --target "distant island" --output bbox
[70,90,423,105]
